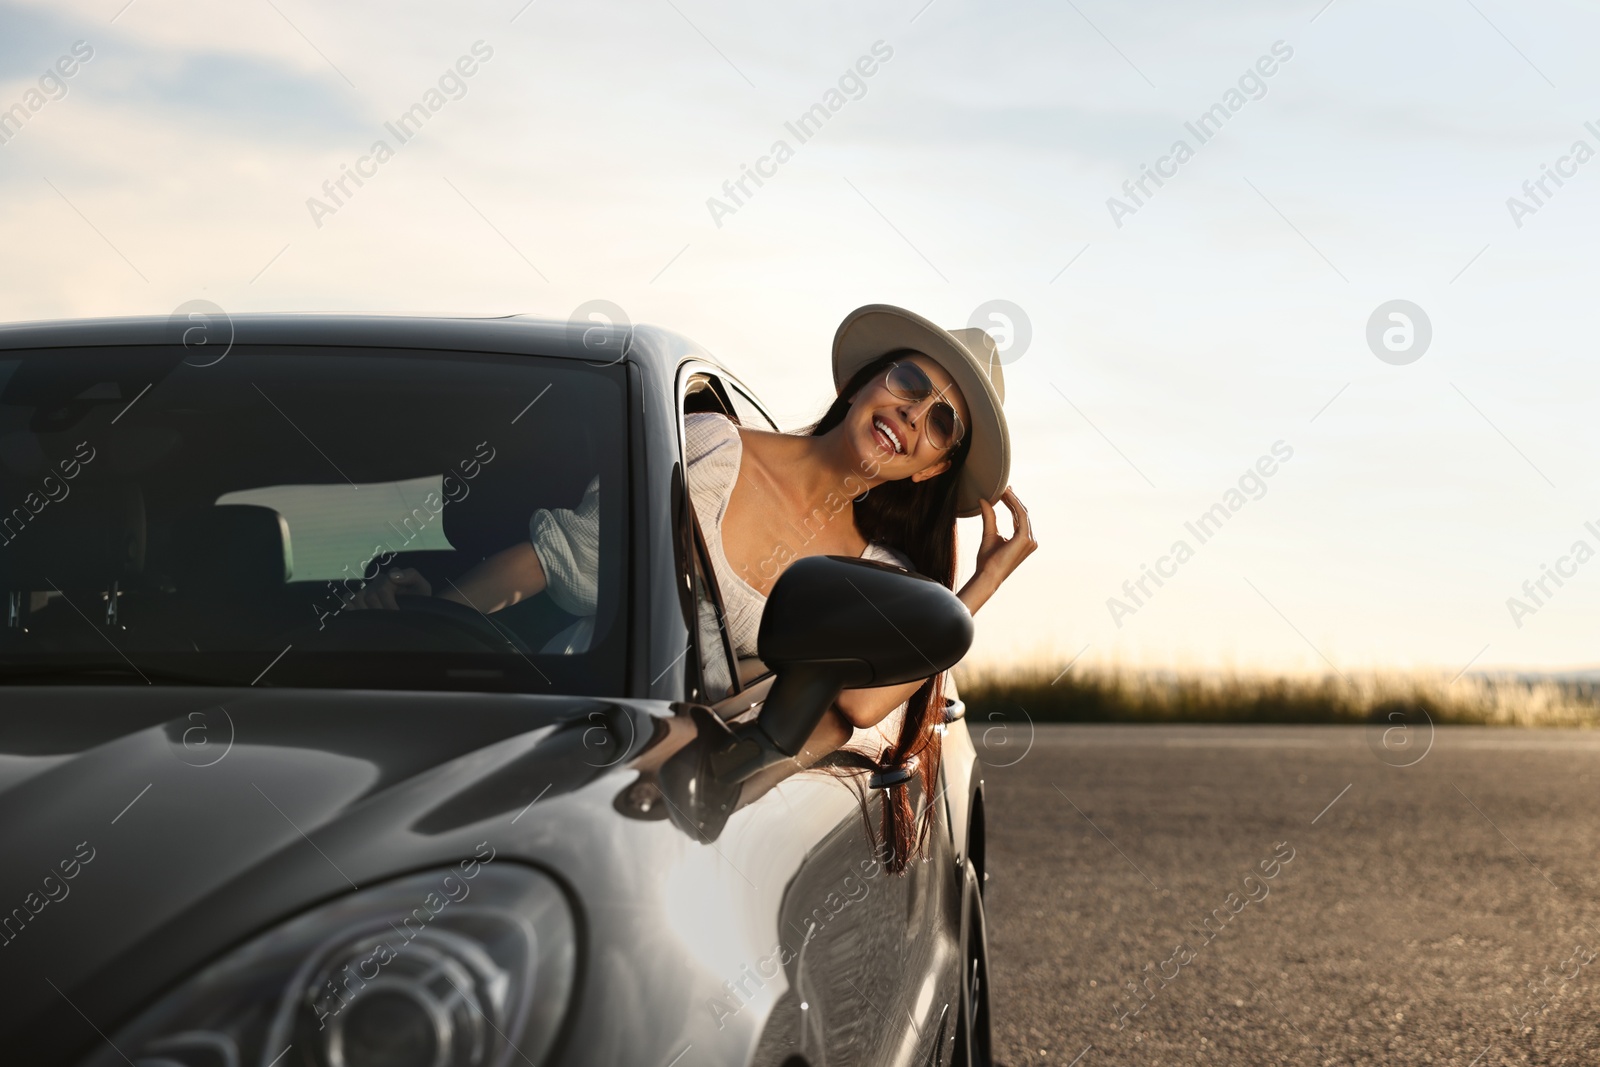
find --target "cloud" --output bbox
[0,1,90,79]
[96,51,367,143]
[0,1,365,146]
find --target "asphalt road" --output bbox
[980,724,1600,1067]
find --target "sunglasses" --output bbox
[882,361,965,451]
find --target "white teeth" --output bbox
[873,416,904,454]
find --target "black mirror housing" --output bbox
[754,555,973,756]
[656,556,973,844]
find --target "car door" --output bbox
[723,368,963,1063]
[756,765,960,1067]
[677,366,940,1065]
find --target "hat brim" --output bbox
[832,304,1009,519]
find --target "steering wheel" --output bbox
[394,594,534,655]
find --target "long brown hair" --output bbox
[808,351,972,874]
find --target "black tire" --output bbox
[953,859,993,1067]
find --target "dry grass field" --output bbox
[955,663,1600,728]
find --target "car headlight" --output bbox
[84,863,577,1067]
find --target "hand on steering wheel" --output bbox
[345,567,433,611]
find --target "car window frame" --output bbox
[724,379,779,432]
[676,363,745,703]
[717,374,781,697]
[685,501,737,704]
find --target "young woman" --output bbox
[349,304,1038,868]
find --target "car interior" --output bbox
[0,345,626,690]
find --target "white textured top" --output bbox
[527,476,600,654]
[682,412,914,760]
[682,412,914,653]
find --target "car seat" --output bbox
[439,415,600,653]
[0,480,146,652]
[166,503,294,650]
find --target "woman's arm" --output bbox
[344,543,547,612]
[833,487,1036,731]
[347,475,598,614]
[731,704,854,809]
[436,541,548,613]
[698,487,1036,809]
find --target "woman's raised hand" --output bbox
[344,567,433,611]
[974,487,1037,591]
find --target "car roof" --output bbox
[0,312,714,381]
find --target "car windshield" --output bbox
[0,343,627,694]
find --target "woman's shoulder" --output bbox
[687,412,795,473]
[684,411,741,456]
[683,413,745,519]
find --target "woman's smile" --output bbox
[871,414,906,455]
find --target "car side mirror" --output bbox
[657,555,972,844]
[754,554,973,757]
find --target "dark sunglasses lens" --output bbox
[929,404,960,447]
[886,362,933,400]
[885,361,963,447]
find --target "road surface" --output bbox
[981,724,1600,1066]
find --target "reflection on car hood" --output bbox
[0,685,665,1064]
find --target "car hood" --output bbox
[0,685,667,1064]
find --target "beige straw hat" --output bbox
[832,304,1010,518]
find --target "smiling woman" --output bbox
[701,304,1036,870]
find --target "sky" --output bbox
[1,0,1597,677]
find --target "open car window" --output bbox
[679,370,745,704]
[721,380,776,685]
[725,381,777,431]
[0,345,627,694]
